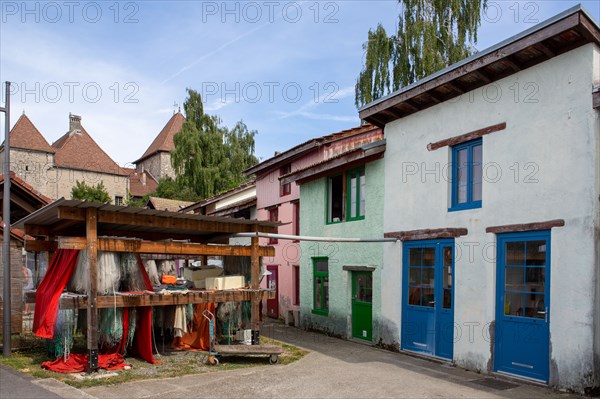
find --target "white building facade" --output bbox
[360,7,600,392]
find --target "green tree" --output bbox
[71,180,111,203]
[154,177,200,202]
[223,120,258,188]
[356,0,487,108]
[171,88,258,199]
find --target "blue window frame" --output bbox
[450,139,482,211]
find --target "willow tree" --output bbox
[356,0,487,108]
[170,89,258,199]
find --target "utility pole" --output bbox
[1,81,11,356]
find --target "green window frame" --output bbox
[346,167,365,221]
[312,257,329,315]
[326,167,366,224]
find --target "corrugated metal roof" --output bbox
[13,198,279,234]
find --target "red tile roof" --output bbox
[0,171,53,204]
[135,112,185,163]
[4,114,54,153]
[52,126,127,176]
[124,167,158,198]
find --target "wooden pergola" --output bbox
[15,199,278,371]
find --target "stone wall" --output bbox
[0,148,56,198]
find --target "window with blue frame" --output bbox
[450,139,482,211]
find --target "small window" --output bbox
[293,201,300,237]
[114,196,124,206]
[280,164,291,196]
[450,139,482,211]
[313,257,328,314]
[268,208,279,244]
[327,167,366,223]
[327,175,344,223]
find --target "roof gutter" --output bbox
[235,232,398,243]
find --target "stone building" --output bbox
[133,112,185,182]
[0,113,129,204]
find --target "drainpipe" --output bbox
[235,232,398,243]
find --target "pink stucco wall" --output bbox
[254,126,383,321]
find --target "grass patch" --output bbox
[0,333,307,389]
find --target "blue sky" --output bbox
[1,1,598,167]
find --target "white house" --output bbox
[359,5,600,393]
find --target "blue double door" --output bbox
[402,240,455,360]
[495,231,551,382]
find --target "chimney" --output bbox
[69,113,82,133]
[142,171,147,186]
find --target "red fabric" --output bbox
[33,250,80,339]
[41,353,131,373]
[131,255,156,364]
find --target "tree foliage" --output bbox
[71,180,111,203]
[356,0,487,108]
[170,88,258,200]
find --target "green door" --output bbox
[352,271,373,341]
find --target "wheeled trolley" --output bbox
[202,309,283,365]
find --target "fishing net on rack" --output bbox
[47,309,77,358]
[121,252,149,292]
[217,302,240,344]
[98,308,124,349]
[67,251,121,295]
[144,259,160,287]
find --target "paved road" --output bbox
[83,322,579,399]
[0,365,62,399]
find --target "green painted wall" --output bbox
[299,158,384,343]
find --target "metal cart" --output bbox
[202,309,282,365]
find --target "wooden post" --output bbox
[250,232,260,345]
[85,208,98,372]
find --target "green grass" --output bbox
[0,334,307,389]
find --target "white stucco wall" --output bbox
[382,44,599,391]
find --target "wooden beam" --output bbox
[425,91,442,104]
[502,56,522,72]
[536,42,556,58]
[24,224,51,237]
[86,208,99,372]
[26,289,276,308]
[427,122,506,151]
[57,237,275,257]
[57,207,276,234]
[24,240,56,253]
[384,228,468,241]
[486,219,565,234]
[471,70,492,84]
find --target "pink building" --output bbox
[244,124,383,323]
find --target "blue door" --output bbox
[495,231,550,382]
[402,240,454,360]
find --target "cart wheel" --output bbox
[269,355,278,365]
[208,355,219,366]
